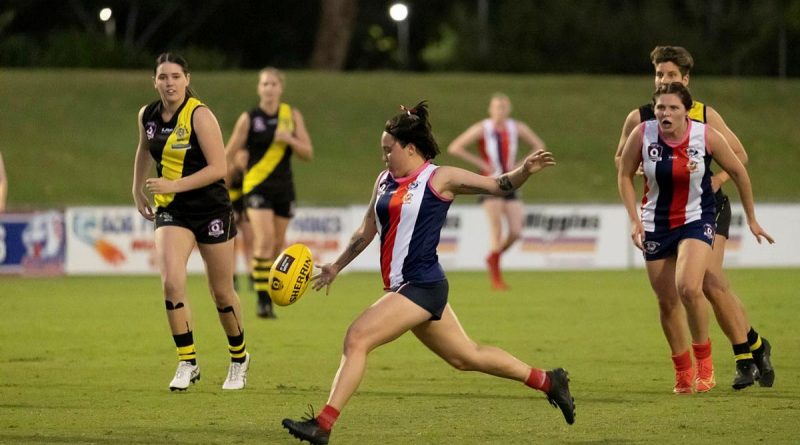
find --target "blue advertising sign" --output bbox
[0,212,65,275]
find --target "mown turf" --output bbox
[1,69,798,209]
[1,269,797,444]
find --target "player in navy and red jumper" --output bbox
[615,46,776,391]
[448,93,548,290]
[282,102,573,445]
[618,82,773,394]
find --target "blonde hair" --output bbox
[258,67,285,87]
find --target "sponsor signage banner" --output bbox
[59,204,799,275]
[0,212,65,275]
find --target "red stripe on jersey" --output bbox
[478,139,490,175]
[380,183,409,288]
[668,139,691,229]
[498,127,510,172]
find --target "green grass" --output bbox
[1,69,798,209]
[1,269,797,444]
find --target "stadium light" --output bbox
[389,3,409,69]
[98,7,115,39]
[98,8,112,22]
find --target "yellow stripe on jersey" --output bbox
[155,97,204,208]
[228,187,243,202]
[243,103,294,194]
[689,100,706,123]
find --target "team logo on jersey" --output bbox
[158,212,173,223]
[644,241,660,254]
[172,125,191,149]
[145,122,157,140]
[703,223,715,240]
[687,160,699,172]
[208,218,224,238]
[647,143,663,161]
[402,193,414,204]
[377,182,389,196]
[252,116,267,132]
[408,181,420,190]
[687,147,700,158]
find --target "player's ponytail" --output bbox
[384,100,440,160]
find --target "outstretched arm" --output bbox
[433,149,555,200]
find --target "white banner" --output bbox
[64,204,799,274]
[65,206,206,274]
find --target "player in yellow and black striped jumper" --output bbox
[225,67,314,318]
[132,53,249,391]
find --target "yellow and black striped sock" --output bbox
[252,257,273,304]
[228,332,247,364]
[733,341,754,363]
[173,331,196,365]
[747,327,764,354]
[252,258,273,292]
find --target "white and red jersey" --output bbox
[374,162,453,290]
[478,119,519,176]
[640,119,716,232]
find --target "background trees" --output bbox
[1,0,798,76]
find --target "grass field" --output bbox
[1,269,797,444]
[1,69,799,208]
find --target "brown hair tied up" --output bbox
[385,101,440,160]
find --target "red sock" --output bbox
[524,368,551,393]
[316,405,340,432]
[692,339,712,361]
[671,350,692,372]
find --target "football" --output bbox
[268,243,314,306]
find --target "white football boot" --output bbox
[169,361,200,391]
[222,352,250,390]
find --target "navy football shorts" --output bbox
[395,279,449,321]
[643,219,715,261]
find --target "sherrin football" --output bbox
[268,243,314,306]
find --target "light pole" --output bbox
[98,7,115,40]
[389,3,409,69]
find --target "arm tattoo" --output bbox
[496,175,514,192]
[335,236,368,269]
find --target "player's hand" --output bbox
[523,149,556,174]
[133,192,155,221]
[748,221,775,245]
[274,130,294,144]
[145,177,177,194]
[311,263,341,295]
[630,220,645,251]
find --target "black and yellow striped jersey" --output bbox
[243,103,295,195]
[142,96,231,215]
[638,100,707,123]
